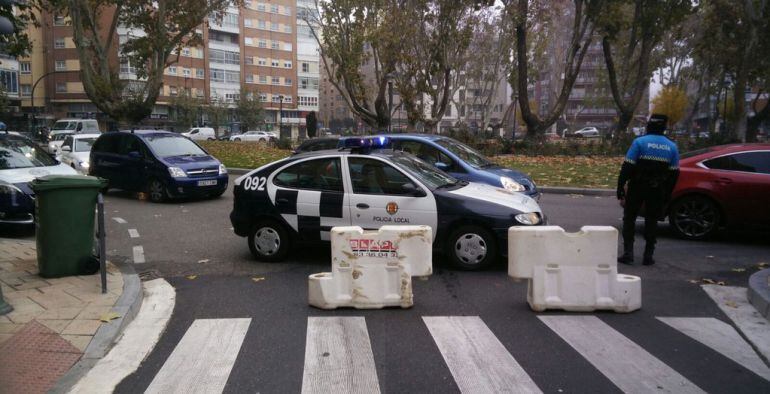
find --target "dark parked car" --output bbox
[668,143,770,239]
[89,130,228,202]
[292,137,341,154]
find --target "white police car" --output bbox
[230,138,545,270]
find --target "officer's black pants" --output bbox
[622,182,667,251]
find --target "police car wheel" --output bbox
[248,220,290,261]
[447,225,497,270]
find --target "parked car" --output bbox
[229,130,278,143]
[48,118,100,141]
[46,132,73,155]
[292,137,342,154]
[231,137,544,269]
[182,127,217,141]
[667,143,770,240]
[572,127,601,138]
[0,134,78,225]
[58,133,100,174]
[89,130,228,202]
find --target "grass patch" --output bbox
[202,141,622,189]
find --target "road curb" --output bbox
[227,167,615,196]
[748,269,770,320]
[50,261,144,393]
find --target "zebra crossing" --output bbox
[130,314,770,393]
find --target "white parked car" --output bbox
[573,127,601,138]
[229,130,278,143]
[46,132,73,154]
[58,133,100,174]
[182,127,217,141]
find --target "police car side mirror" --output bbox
[401,183,426,197]
[435,162,450,171]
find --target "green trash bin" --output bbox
[31,175,106,278]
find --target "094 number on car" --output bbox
[243,176,267,191]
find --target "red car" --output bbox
[668,143,770,240]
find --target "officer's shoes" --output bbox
[642,256,655,266]
[617,252,634,265]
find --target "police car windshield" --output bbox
[389,154,458,190]
[0,138,58,169]
[434,138,493,168]
[145,135,207,157]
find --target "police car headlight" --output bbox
[218,164,227,175]
[515,212,541,225]
[501,176,526,192]
[168,167,187,178]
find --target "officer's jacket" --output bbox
[622,134,680,188]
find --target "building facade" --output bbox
[16,1,320,138]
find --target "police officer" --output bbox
[617,114,680,265]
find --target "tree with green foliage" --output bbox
[235,88,264,132]
[306,111,317,138]
[592,0,693,135]
[37,0,238,126]
[168,92,201,130]
[0,0,35,56]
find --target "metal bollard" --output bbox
[97,193,107,294]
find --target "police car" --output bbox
[230,137,545,270]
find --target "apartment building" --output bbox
[17,1,320,138]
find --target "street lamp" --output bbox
[278,95,284,138]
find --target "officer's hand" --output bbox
[616,188,625,200]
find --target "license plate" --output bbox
[197,180,217,186]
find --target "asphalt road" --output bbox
[5,175,770,392]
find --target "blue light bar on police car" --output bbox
[342,136,391,149]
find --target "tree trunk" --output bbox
[733,73,748,142]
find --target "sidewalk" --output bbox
[0,238,140,394]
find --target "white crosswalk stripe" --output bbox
[301,317,380,394]
[658,317,770,381]
[142,315,769,393]
[539,315,706,394]
[145,318,251,394]
[424,316,541,394]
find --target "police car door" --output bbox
[345,156,437,239]
[268,156,350,241]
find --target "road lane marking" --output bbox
[423,316,541,394]
[658,317,770,381]
[112,217,127,224]
[702,285,770,366]
[132,246,145,264]
[302,317,380,394]
[128,229,139,238]
[68,279,176,393]
[539,316,705,394]
[145,318,251,394]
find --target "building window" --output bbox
[183,68,191,77]
[169,86,178,96]
[21,84,31,97]
[20,62,31,74]
[226,93,240,102]
[283,43,292,51]
[196,69,205,79]
[298,96,318,107]
[244,19,252,27]
[259,93,267,102]
[245,75,253,83]
[54,38,65,49]
[271,76,280,85]
[271,59,279,67]
[56,83,67,93]
[259,75,267,84]
[257,58,267,66]
[270,5,278,13]
[270,41,279,50]
[182,48,191,56]
[168,66,177,75]
[285,78,292,86]
[299,77,319,90]
[301,62,309,73]
[283,25,292,34]
[284,61,292,69]
[196,89,204,98]
[209,48,240,65]
[53,15,66,26]
[55,60,66,71]
[257,3,265,11]
[245,57,253,65]
[245,37,253,45]
[284,96,292,103]
[258,20,266,29]
[258,39,267,48]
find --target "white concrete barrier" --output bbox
[508,226,641,313]
[309,225,433,309]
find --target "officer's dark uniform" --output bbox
[617,114,680,265]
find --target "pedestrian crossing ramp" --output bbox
[308,225,432,309]
[509,225,641,313]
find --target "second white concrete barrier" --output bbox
[309,225,432,309]
[508,225,641,313]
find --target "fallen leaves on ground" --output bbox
[200,141,291,170]
[99,312,121,322]
[186,275,198,280]
[700,278,726,286]
[725,301,739,308]
[757,262,769,269]
[732,268,746,273]
[251,276,265,283]
[197,259,210,264]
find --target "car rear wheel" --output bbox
[446,225,497,270]
[669,195,721,240]
[147,178,168,203]
[248,219,290,262]
[234,138,242,141]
